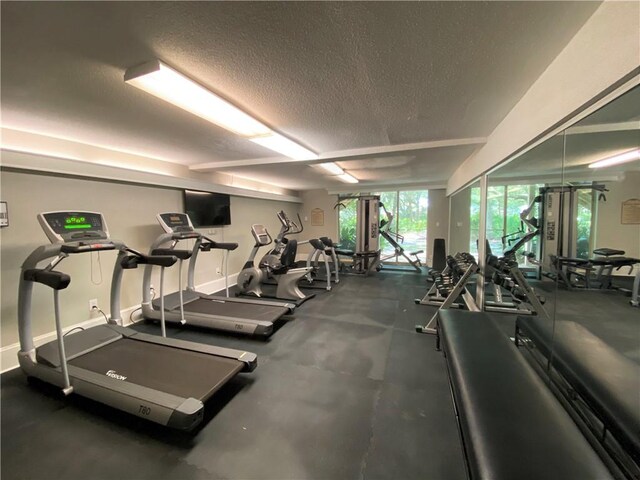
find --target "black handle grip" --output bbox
[144,255,178,267]
[200,240,238,251]
[152,248,192,260]
[121,254,178,269]
[61,242,116,254]
[23,269,71,290]
[215,242,238,251]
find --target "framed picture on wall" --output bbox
[621,199,640,225]
[0,201,8,228]
[311,208,324,226]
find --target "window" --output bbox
[395,190,428,263]
[575,189,594,259]
[337,190,429,263]
[470,184,542,265]
[378,191,398,258]
[337,197,358,251]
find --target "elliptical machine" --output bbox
[236,219,313,302]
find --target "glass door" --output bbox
[396,190,428,264]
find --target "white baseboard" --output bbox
[197,273,239,295]
[0,273,239,374]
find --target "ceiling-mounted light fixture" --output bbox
[124,59,317,160]
[336,173,359,184]
[317,162,345,175]
[589,148,640,169]
[250,132,317,161]
[125,60,270,137]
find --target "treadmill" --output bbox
[141,213,294,337]
[18,211,257,430]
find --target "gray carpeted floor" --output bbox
[1,269,467,480]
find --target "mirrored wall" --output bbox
[477,84,639,334]
[552,86,640,360]
[474,84,639,477]
[483,132,567,329]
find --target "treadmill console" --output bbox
[157,213,197,235]
[38,211,109,244]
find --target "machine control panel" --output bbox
[251,224,272,246]
[157,212,198,235]
[38,211,109,244]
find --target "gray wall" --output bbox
[449,187,472,255]
[297,189,339,254]
[0,170,299,347]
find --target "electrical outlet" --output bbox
[89,298,98,312]
[216,267,222,275]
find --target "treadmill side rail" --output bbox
[116,326,258,372]
[142,301,274,337]
[168,398,204,430]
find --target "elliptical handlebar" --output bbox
[288,213,304,235]
[276,211,304,236]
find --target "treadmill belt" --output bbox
[69,339,243,401]
[184,297,286,321]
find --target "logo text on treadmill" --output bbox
[105,370,127,381]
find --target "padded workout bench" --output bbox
[551,248,640,292]
[516,317,640,479]
[437,310,613,480]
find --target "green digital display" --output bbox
[64,224,92,229]
[64,216,91,230]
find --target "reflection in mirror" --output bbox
[516,85,639,480]
[483,132,566,332]
[450,180,480,258]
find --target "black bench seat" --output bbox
[516,317,640,472]
[438,310,613,480]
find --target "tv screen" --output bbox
[183,190,231,227]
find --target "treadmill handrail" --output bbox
[18,239,126,354]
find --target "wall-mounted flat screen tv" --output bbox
[183,190,231,227]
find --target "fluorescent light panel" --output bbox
[589,149,640,169]
[125,60,318,161]
[125,60,270,137]
[336,173,359,184]
[317,162,344,175]
[250,133,317,161]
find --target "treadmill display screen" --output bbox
[43,212,104,235]
[159,213,192,231]
[64,216,91,229]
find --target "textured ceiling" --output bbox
[1,1,601,190]
[220,144,479,190]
